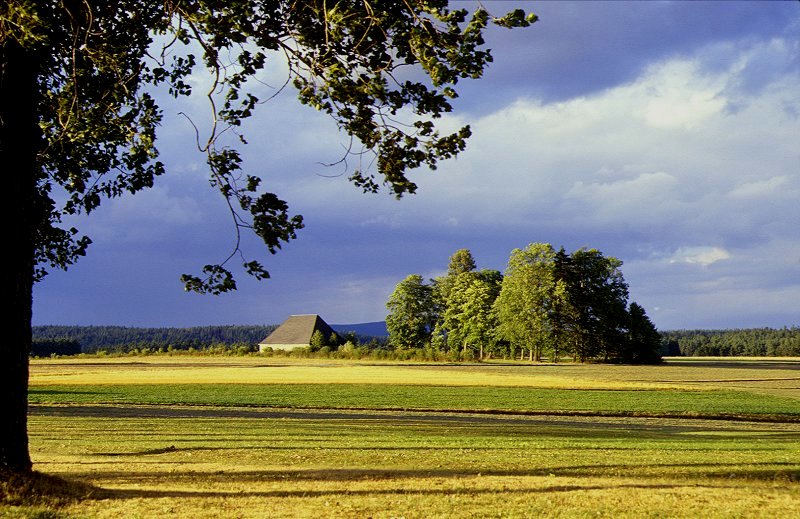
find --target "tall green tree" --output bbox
[550,247,576,362]
[430,249,469,350]
[1,1,535,471]
[563,248,629,362]
[385,274,435,350]
[494,243,559,362]
[433,248,477,351]
[433,248,477,311]
[476,268,504,355]
[439,268,502,358]
[445,271,502,359]
[432,250,502,357]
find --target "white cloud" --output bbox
[668,247,731,266]
[565,171,679,220]
[728,176,789,199]
[640,61,727,129]
[417,37,799,235]
[624,237,800,329]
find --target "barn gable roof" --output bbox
[260,314,335,346]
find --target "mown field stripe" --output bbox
[28,383,800,418]
[29,402,800,424]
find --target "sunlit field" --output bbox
[11,357,800,517]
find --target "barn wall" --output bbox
[258,343,307,352]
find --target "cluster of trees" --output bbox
[661,328,800,357]
[386,245,661,364]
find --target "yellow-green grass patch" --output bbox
[29,359,679,391]
[30,357,800,399]
[28,383,800,419]
[13,357,800,518]
[25,408,800,518]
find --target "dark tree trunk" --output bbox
[1,38,39,472]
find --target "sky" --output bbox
[33,1,800,330]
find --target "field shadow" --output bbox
[77,468,800,502]
[65,462,800,488]
[91,482,706,501]
[29,389,103,396]
[92,445,512,457]
[30,404,800,429]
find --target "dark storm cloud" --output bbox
[454,1,798,111]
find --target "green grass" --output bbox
[29,383,800,419]
[13,358,800,517]
[25,409,800,518]
[29,413,799,477]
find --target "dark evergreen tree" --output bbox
[624,303,662,364]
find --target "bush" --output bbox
[309,330,327,352]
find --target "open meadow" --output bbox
[8,357,800,517]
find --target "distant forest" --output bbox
[32,325,277,354]
[661,327,800,357]
[32,324,800,358]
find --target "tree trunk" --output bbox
[1,38,39,472]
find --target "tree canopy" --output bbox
[3,0,536,291]
[1,0,536,471]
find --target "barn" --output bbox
[258,314,336,352]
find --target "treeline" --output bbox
[30,338,82,357]
[386,245,661,364]
[660,328,800,357]
[32,325,277,354]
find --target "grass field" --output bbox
[7,357,800,517]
